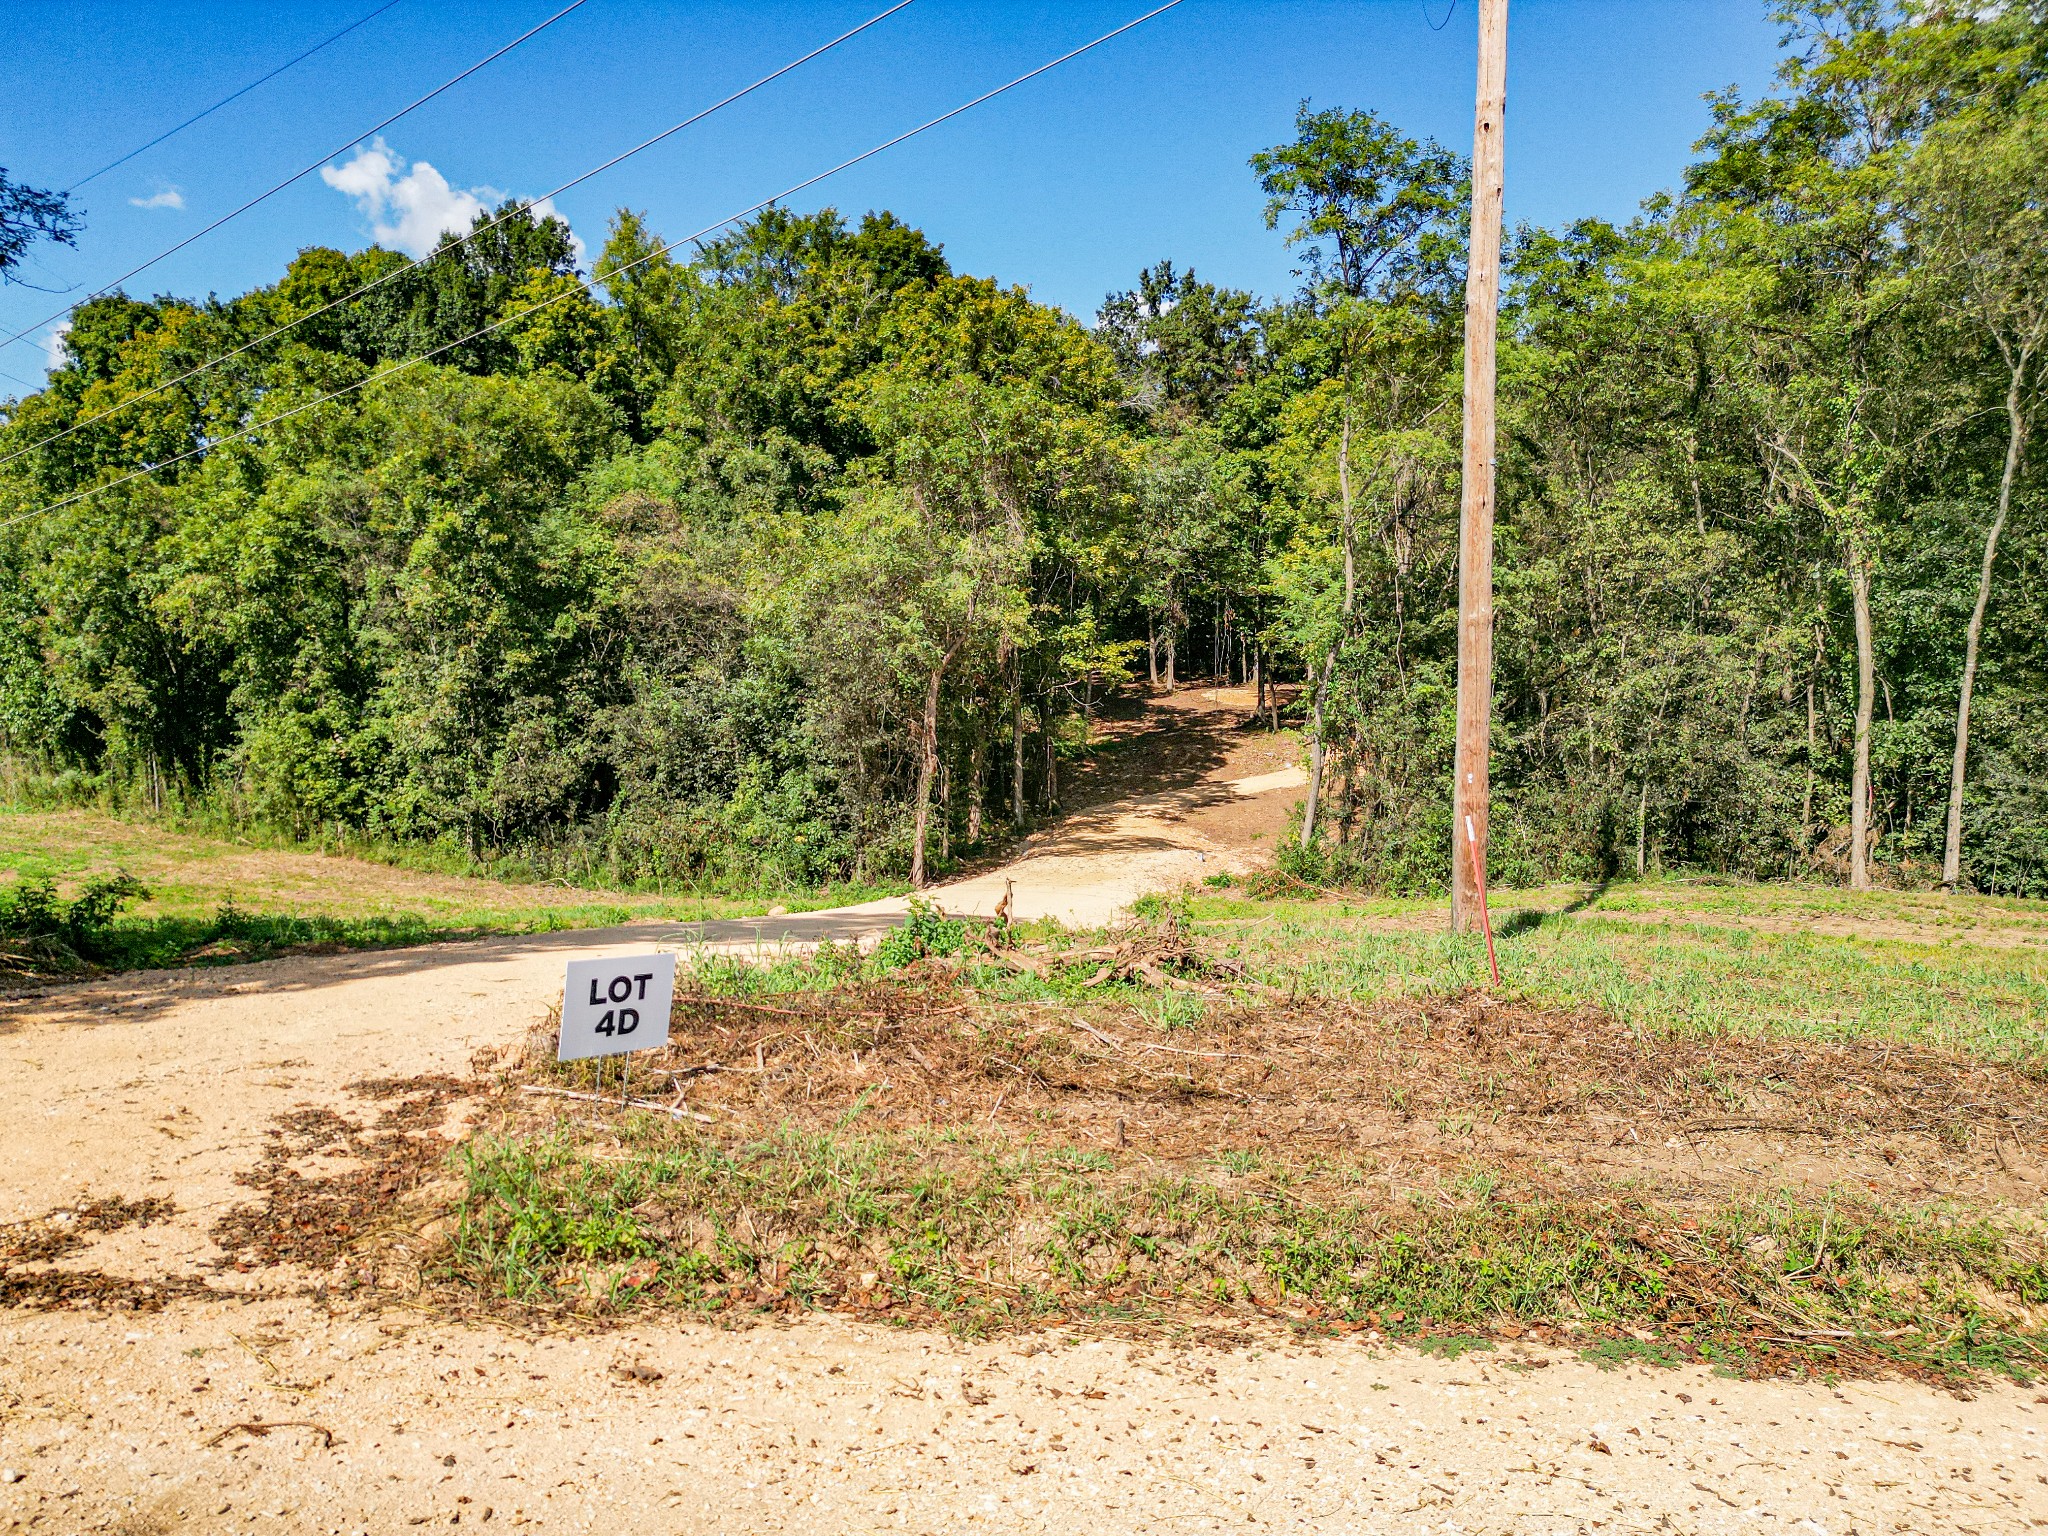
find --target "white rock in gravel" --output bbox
[0,1469,20,1483]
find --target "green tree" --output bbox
[0,168,80,282]
[1907,87,2048,888]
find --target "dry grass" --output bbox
[421,968,2048,1384]
[511,976,2048,1204]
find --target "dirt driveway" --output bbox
[851,684,1306,927]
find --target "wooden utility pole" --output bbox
[1451,0,1508,935]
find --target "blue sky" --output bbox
[0,0,1788,385]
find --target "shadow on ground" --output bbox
[0,911,909,1033]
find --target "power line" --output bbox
[0,0,918,471]
[62,0,409,195]
[0,0,591,356]
[1,0,1186,532]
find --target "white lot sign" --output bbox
[558,953,677,1062]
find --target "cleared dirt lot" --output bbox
[3,689,2045,1532]
[2,933,2045,1532]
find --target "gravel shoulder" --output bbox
[4,1301,2045,1533]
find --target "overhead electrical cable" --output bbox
[62,0,410,194]
[0,0,591,356]
[1,0,1185,531]
[1,0,918,470]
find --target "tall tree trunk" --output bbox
[1300,414,1357,851]
[966,735,987,845]
[1146,613,1158,687]
[1802,672,1817,861]
[1012,688,1027,831]
[1338,414,1356,611]
[910,664,945,889]
[1042,710,1058,811]
[1300,650,1337,849]
[1163,601,1177,691]
[1848,542,1876,892]
[1943,361,2029,891]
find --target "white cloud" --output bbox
[40,320,71,375]
[321,137,582,263]
[128,185,185,211]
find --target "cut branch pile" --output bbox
[976,910,1274,996]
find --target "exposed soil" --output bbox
[208,1075,473,1277]
[6,1298,2043,1534]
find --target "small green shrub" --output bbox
[873,897,968,969]
[0,870,148,960]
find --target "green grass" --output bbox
[0,805,900,976]
[1198,872,2048,939]
[433,881,2048,1381]
[1581,877,2048,935]
[1188,885,2048,1064]
[42,902,667,975]
[661,883,2048,1064]
[444,1116,2048,1381]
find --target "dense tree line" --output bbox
[0,0,2043,895]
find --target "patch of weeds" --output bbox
[1580,1337,1683,1371]
[835,1087,881,1128]
[1687,1061,1748,1114]
[1416,1334,1496,1360]
[1049,1147,1115,1173]
[0,871,147,971]
[1453,1170,1501,1200]
[450,1131,675,1303]
[1136,990,1208,1031]
[440,1114,2048,1383]
[1194,895,2048,1066]
[0,885,505,979]
[681,940,878,1001]
[1214,1150,1266,1176]
[873,898,969,969]
[1130,892,1195,925]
